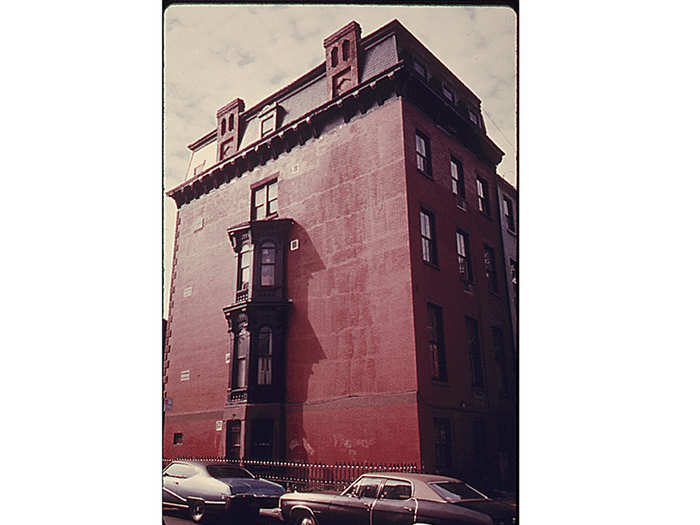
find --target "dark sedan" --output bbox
[279,472,516,525]
[163,460,285,523]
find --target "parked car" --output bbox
[163,460,285,523]
[279,472,516,525]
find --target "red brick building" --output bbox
[164,20,516,489]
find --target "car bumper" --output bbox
[228,494,281,509]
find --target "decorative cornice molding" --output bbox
[187,130,216,151]
[167,63,404,208]
[168,62,504,208]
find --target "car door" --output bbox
[325,476,382,525]
[163,463,189,507]
[371,479,416,525]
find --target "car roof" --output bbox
[356,472,472,502]
[361,472,464,484]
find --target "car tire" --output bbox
[188,500,206,523]
[293,510,317,525]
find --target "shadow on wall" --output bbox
[285,222,326,463]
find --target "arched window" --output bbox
[342,39,349,61]
[257,327,272,385]
[228,114,234,132]
[260,241,276,287]
[331,47,338,67]
[221,118,226,135]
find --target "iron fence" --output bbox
[163,457,420,492]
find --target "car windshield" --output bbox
[429,482,488,502]
[206,465,254,480]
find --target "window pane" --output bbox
[241,251,251,268]
[254,204,265,220]
[261,116,274,135]
[416,134,426,155]
[268,181,278,199]
[420,212,431,238]
[236,331,249,358]
[236,360,246,387]
[255,187,266,206]
[268,198,278,215]
[258,328,272,355]
[381,480,412,500]
[456,232,465,256]
[261,264,274,286]
[241,267,250,286]
[261,246,275,264]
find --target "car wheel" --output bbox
[293,510,317,525]
[188,500,205,523]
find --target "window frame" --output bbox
[233,328,249,389]
[456,229,473,286]
[450,156,466,206]
[420,209,438,266]
[427,303,447,382]
[257,326,273,386]
[252,179,278,221]
[442,84,455,104]
[503,196,515,231]
[491,326,510,398]
[237,241,252,294]
[415,130,432,177]
[260,114,275,137]
[260,241,276,287]
[413,58,427,80]
[483,244,498,294]
[379,479,413,500]
[465,316,485,391]
[476,176,490,216]
[434,417,452,470]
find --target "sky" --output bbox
[164,5,517,312]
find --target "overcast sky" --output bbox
[164,5,517,312]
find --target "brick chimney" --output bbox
[216,98,245,161]
[323,21,361,99]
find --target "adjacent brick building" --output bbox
[164,19,516,489]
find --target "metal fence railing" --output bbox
[163,457,420,492]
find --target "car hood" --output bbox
[453,499,516,520]
[220,478,284,496]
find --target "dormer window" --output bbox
[258,104,280,139]
[261,115,274,137]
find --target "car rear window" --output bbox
[429,482,487,502]
[206,465,254,479]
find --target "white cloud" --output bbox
[163,5,517,312]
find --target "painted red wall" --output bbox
[401,100,515,477]
[164,97,421,464]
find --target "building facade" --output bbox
[164,20,516,489]
[496,178,518,354]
